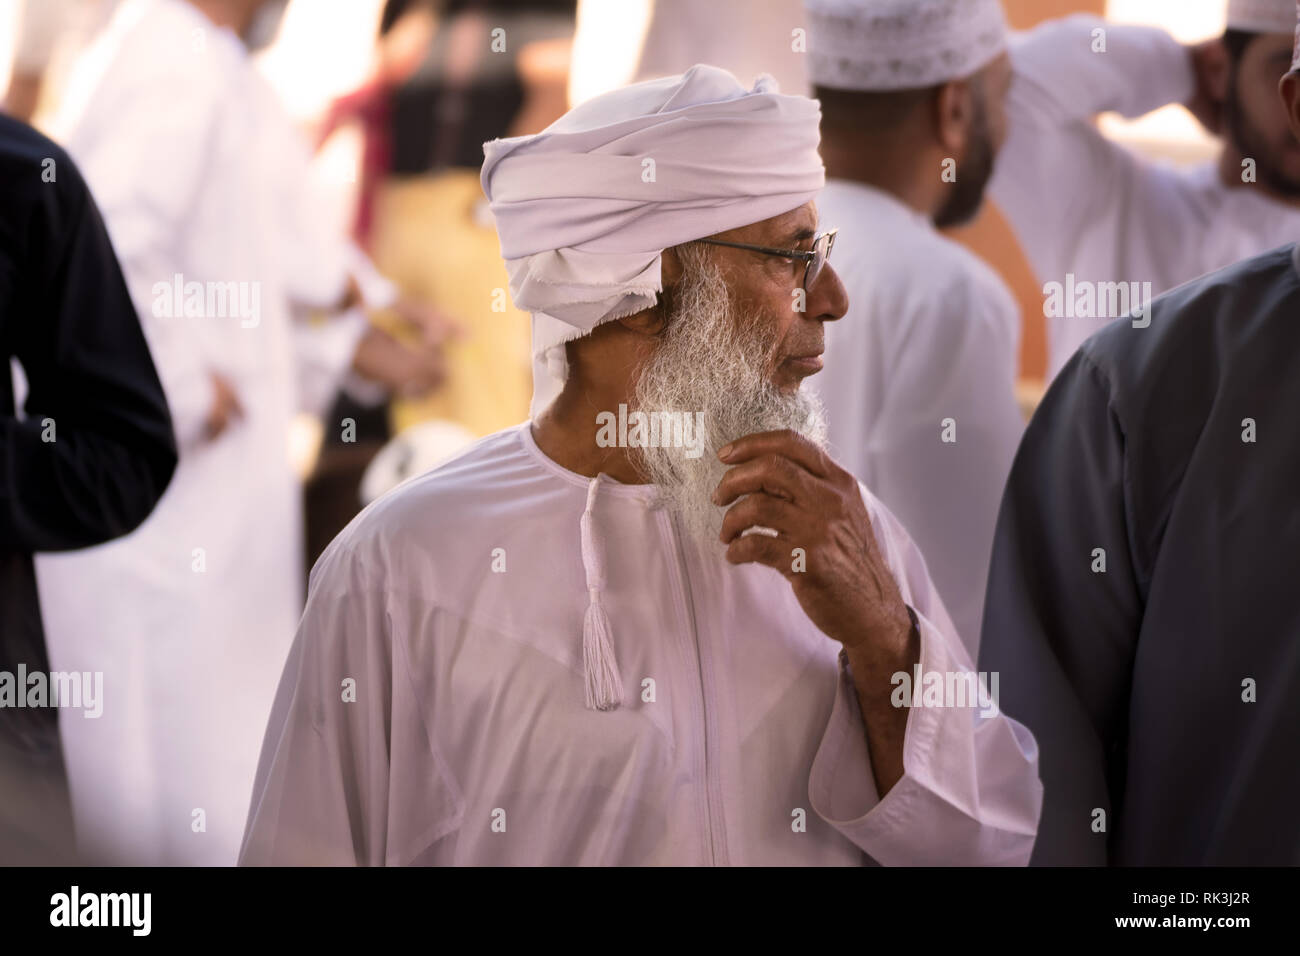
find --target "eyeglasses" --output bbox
[693,228,837,290]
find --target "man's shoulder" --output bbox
[822,184,1015,321]
[1084,244,1300,371]
[67,2,243,116]
[1079,243,1300,413]
[0,116,94,257]
[0,116,82,198]
[853,226,1016,329]
[308,425,570,583]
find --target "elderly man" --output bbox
[990,0,1300,379]
[805,0,1024,655]
[981,6,1300,865]
[240,65,1042,866]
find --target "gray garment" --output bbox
[980,242,1300,865]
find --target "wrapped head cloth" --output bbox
[481,64,825,417]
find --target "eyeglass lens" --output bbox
[805,232,833,289]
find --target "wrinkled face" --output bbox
[681,202,848,393]
[1227,33,1300,196]
[936,52,1012,228]
[630,202,847,545]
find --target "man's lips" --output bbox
[782,352,825,374]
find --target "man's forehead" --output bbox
[708,202,820,245]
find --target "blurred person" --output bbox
[805,0,1024,657]
[1,114,176,864]
[990,0,1300,380]
[241,66,1042,866]
[1,0,119,122]
[367,0,576,437]
[301,1,572,568]
[34,0,448,866]
[980,4,1300,865]
[569,0,808,103]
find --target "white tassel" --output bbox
[580,477,623,711]
[583,591,624,711]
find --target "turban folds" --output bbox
[480,64,824,414]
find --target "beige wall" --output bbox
[943,0,1108,384]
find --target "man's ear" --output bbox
[616,247,680,336]
[1280,72,1300,144]
[934,78,972,155]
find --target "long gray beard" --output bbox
[632,248,828,549]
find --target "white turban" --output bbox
[480,64,824,415]
[1227,0,1298,33]
[805,0,1009,92]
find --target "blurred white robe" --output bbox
[240,425,1042,865]
[811,180,1024,657]
[989,14,1300,379]
[34,0,363,865]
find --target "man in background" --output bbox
[981,2,1300,865]
[36,0,446,865]
[806,0,1025,655]
[991,0,1300,379]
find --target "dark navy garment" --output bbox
[981,243,1300,865]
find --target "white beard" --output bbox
[632,246,828,549]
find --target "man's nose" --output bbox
[808,263,849,322]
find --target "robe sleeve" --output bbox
[239,542,465,866]
[977,350,1141,865]
[252,69,353,312]
[808,490,1043,865]
[988,14,1195,286]
[291,306,371,418]
[851,268,1023,658]
[0,137,177,552]
[253,70,387,416]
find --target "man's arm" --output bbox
[978,349,1142,865]
[818,492,1041,866]
[714,431,1042,865]
[988,14,1197,286]
[240,541,464,866]
[1,133,176,552]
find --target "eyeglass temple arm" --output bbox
[696,238,816,259]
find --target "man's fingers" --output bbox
[719,493,802,544]
[717,429,832,478]
[723,527,790,573]
[712,453,812,507]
